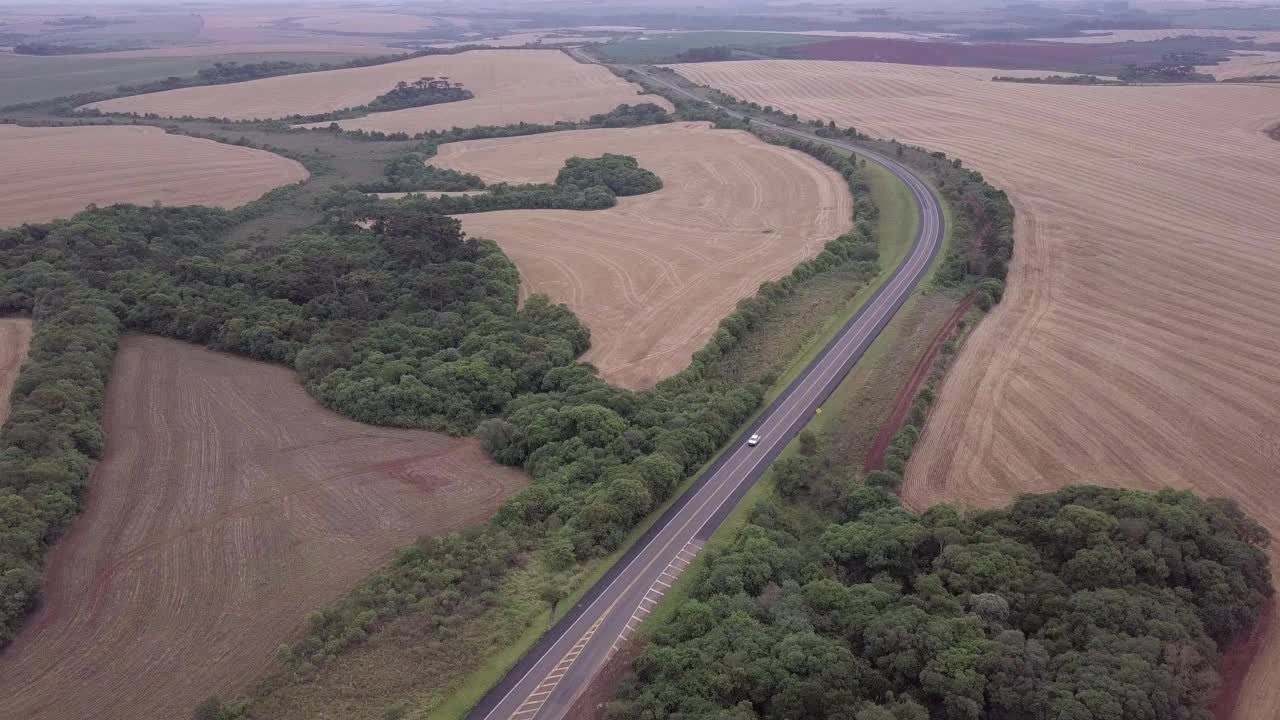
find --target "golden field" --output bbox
[85,50,671,133]
[0,125,307,227]
[429,121,853,389]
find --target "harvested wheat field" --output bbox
[0,336,526,720]
[0,125,307,227]
[0,319,32,426]
[1203,51,1280,80]
[86,49,670,132]
[429,121,852,389]
[674,59,1280,718]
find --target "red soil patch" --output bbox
[1215,599,1277,720]
[795,37,1106,69]
[0,336,526,720]
[564,638,646,720]
[865,295,974,473]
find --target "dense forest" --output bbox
[612,476,1273,720]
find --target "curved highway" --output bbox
[469,63,946,720]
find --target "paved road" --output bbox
[468,63,946,720]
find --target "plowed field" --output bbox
[86,50,671,133]
[429,121,853,389]
[673,59,1280,719]
[0,125,307,227]
[0,336,526,720]
[0,319,32,426]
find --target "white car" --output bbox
[747,434,762,447]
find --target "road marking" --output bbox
[504,617,603,720]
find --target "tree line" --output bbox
[351,153,664,215]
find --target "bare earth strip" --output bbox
[0,125,307,227]
[430,121,853,389]
[86,50,671,134]
[0,336,527,720]
[0,319,32,426]
[672,60,1280,719]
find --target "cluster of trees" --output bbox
[358,153,486,193]
[676,46,736,63]
[992,74,1122,85]
[556,153,664,195]
[613,479,1273,720]
[0,286,119,643]
[280,79,473,125]
[355,153,663,214]
[367,77,470,112]
[1119,54,1217,83]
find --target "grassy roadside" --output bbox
[425,140,925,720]
[640,165,956,638]
[757,156,920,405]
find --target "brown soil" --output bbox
[864,295,974,472]
[88,50,671,134]
[0,318,32,426]
[674,60,1280,720]
[1216,599,1277,720]
[431,122,854,389]
[0,336,526,720]
[0,124,307,227]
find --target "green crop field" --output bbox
[0,51,370,106]
[596,31,823,63]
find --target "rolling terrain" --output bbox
[0,336,527,720]
[0,125,307,226]
[0,319,32,426]
[86,50,670,132]
[673,58,1280,720]
[429,121,853,388]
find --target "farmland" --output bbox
[1206,51,1280,79]
[86,50,671,132]
[0,51,370,106]
[0,124,307,226]
[1038,28,1280,45]
[0,335,526,720]
[0,319,31,427]
[673,59,1280,719]
[429,121,853,388]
